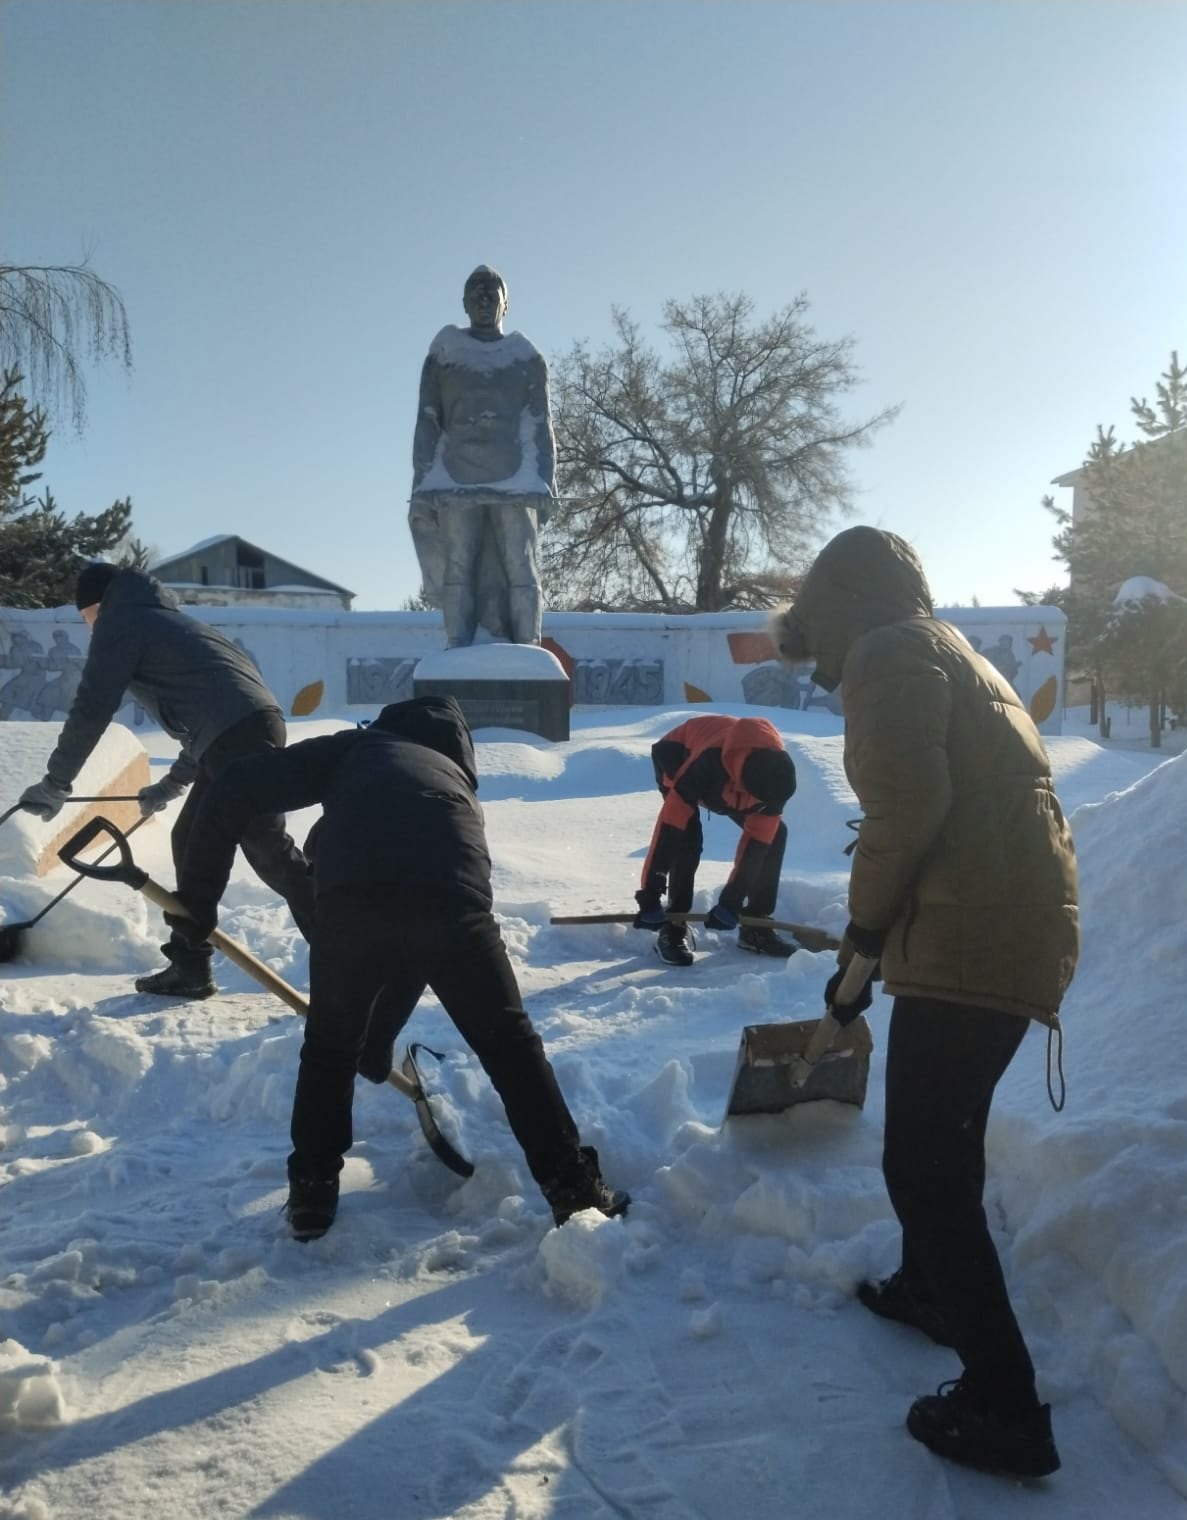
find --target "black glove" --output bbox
[19,777,72,820]
[138,776,187,816]
[824,964,874,1028]
[842,920,886,960]
[165,898,218,947]
[704,900,740,932]
[633,890,666,930]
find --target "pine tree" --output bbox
[1040,352,1187,743]
[0,367,142,608]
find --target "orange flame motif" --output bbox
[290,680,325,717]
[1029,675,1057,726]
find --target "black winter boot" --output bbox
[906,1377,1060,1478]
[134,942,216,1000]
[738,925,798,958]
[543,1146,630,1226]
[857,1268,955,1347]
[655,922,695,966]
[285,1174,340,1241]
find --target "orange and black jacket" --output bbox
[639,715,794,910]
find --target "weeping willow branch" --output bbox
[0,263,133,431]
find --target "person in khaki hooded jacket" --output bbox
[772,526,1079,1480]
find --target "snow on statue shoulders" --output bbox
[428,323,545,373]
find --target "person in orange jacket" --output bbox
[634,715,797,965]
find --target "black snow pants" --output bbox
[170,709,317,957]
[882,994,1039,1411]
[288,887,582,1189]
[660,814,787,919]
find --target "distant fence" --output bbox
[0,604,1067,735]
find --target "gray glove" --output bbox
[138,777,188,817]
[19,777,72,820]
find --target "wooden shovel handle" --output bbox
[791,952,881,1083]
[549,911,841,953]
[138,877,422,1102]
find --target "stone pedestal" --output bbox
[413,643,570,742]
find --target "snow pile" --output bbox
[538,1209,631,1307]
[0,1341,66,1430]
[0,720,148,878]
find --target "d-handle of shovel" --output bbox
[789,952,881,1089]
[58,815,149,888]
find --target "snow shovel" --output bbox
[724,952,880,1118]
[56,816,475,1179]
[0,813,154,963]
[549,911,842,954]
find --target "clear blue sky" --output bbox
[3,0,1184,611]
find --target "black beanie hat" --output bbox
[75,561,119,611]
[741,747,796,811]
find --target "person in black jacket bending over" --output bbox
[18,562,316,999]
[169,694,629,1241]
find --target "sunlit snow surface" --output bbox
[2,704,1185,1518]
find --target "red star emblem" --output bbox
[1028,626,1057,655]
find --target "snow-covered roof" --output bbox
[157,533,233,560]
[150,534,353,596]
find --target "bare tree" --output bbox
[0,262,132,431]
[543,292,898,613]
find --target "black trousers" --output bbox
[883,995,1037,1409]
[289,888,581,1188]
[171,709,317,946]
[662,815,787,918]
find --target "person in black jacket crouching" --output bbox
[170,694,629,1241]
[18,562,315,999]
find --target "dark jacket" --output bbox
[772,526,1079,1024]
[46,568,281,789]
[641,715,796,911]
[177,695,492,915]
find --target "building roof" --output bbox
[1053,431,1180,489]
[150,534,354,596]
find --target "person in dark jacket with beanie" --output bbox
[771,526,1079,1480]
[634,714,797,965]
[169,694,629,1241]
[18,562,316,998]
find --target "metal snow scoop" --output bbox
[56,816,474,1179]
[0,813,153,963]
[549,911,843,955]
[724,952,880,1118]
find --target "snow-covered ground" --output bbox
[2,702,1186,1519]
